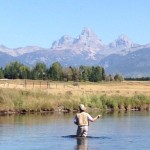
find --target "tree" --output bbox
[101,67,106,80]
[62,67,73,81]
[90,66,103,82]
[79,66,91,81]
[114,74,124,81]
[49,62,62,81]
[32,63,47,80]
[2,61,107,82]
[4,61,30,79]
[0,67,4,79]
[69,67,80,82]
[19,66,30,79]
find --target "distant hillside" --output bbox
[0,52,14,67]
[99,47,150,77]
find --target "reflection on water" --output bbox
[63,135,111,150]
[76,137,88,150]
[0,111,150,150]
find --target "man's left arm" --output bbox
[88,114,101,122]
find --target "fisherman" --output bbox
[74,104,101,137]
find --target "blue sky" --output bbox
[0,0,150,48]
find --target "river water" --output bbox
[0,111,150,150]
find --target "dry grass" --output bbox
[1,79,150,97]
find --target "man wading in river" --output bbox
[74,104,101,137]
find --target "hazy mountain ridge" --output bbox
[0,51,15,67]
[0,45,46,56]
[99,47,150,77]
[0,28,150,77]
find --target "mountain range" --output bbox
[0,27,150,77]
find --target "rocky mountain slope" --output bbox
[0,28,150,77]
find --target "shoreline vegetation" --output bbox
[0,80,150,115]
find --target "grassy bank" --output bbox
[0,87,150,114]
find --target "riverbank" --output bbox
[0,80,150,114]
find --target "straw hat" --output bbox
[79,104,86,111]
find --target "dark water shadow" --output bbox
[62,135,111,139]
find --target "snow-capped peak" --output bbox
[76,27,104,46]
[109,34,135,49]
[51,35,75,49]
[51,27,104,53]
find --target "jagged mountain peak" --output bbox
[117,34,133,45]
[109,34,135,49]
[60,35,74,41]
[51,27,104,53]
[80,27,96,38]
[59,35,74,43]
[51,35,75,50]
[78,27,103,44]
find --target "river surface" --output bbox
[0,111,150,150]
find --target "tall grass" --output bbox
[80,94,150,111]
[0,88,150,114]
